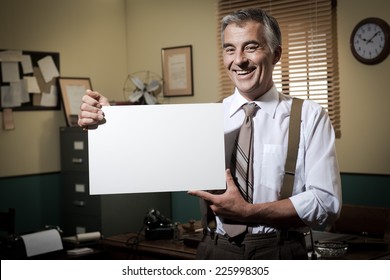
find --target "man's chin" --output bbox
[236,86,257,97]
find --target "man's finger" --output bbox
[188,190,214,202]
[86,89,109,106]
[225,169,236,190]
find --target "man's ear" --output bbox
[272,46,282,65]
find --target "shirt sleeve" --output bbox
[289,101,342,227]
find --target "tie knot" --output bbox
[243,103,257,118]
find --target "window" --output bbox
[217,0,341,138]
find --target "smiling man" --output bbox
[77,7,341,261]
[188,8,341,260]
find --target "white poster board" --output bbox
[88,103,226,194]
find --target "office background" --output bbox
[0,0,389,234]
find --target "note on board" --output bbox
[88,103,226,194]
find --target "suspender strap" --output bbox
[280,98,304,199]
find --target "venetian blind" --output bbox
[216,0,341,138]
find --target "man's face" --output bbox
[222,20,280,100]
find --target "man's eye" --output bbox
[224,48,235,54]
[245,45,259,52]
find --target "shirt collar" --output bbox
[228,85,280,118]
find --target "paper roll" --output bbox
[76,231,101,242]
[21,229,63,257]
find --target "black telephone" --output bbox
[144,209,172,228]
[143,209,173,240]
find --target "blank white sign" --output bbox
[88,103,226,194]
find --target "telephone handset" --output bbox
[144,209,172,229]
[143,209,174,240]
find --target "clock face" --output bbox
[353,23,385,59]
[350,18,390,65]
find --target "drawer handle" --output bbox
[72,158,83,164]
[73,200,85,207]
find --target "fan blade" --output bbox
[129,90,143,102]
[130,76,145,90]
[146,80,160,92]
[144,92,157,105]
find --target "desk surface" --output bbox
[102,231,390,260]
[308,231,390,260]
[102,233,197,260]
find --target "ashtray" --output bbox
[314,241,348,259]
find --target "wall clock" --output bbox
[350,17,390,65]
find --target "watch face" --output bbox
[353,23,385,60]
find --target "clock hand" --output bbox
[366,31,380,44]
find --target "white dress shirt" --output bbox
[216,85,342,235]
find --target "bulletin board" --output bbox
[0,50,60,111]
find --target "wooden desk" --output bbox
[308,231,390,260]
[101,233,198,260]
[102,231,390,260]
[340,238,390,260]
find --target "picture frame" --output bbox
[58,77,92,127]
[161,45,193,97]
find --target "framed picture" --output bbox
[58,77,92,127]
[161,45,193,97]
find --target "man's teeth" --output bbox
[236,70,251,75]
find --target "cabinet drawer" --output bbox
[60,127,89,172]
[62,173,101,216]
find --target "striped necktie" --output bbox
[223,103,258,237]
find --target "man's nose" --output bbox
[234,50,248,65]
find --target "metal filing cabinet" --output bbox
[59,127,172,237]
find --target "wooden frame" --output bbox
[161,45,193,97]
[58,77,92,127]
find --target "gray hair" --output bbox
[221,8,281,53]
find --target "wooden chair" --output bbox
[0,208,16,235]
[330,204,390,240]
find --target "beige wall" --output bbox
[0,0,389,177]
[0,0,128,176]
[124,0,219,104]
[337,0,390,174]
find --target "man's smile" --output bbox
[235,69,254,75]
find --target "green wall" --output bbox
[0,173,61,234]
[0,173,388,235]
[340,173,390,207]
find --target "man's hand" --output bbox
[78,89,110,128]
[189,169,306,228]
[188,169,251,222]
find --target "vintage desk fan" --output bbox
[122,71,163,105]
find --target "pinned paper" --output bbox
[24,76,41,93]
[88,103,226,195]
[21,55,33,74]
[37,56,59,83]
[1,61,20,82]
[0,50,23,62]
[41,85,58,107]
[18,79,30,103]
[1,86,13,107]
[2,108,15,130]
[1,81,29,108]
